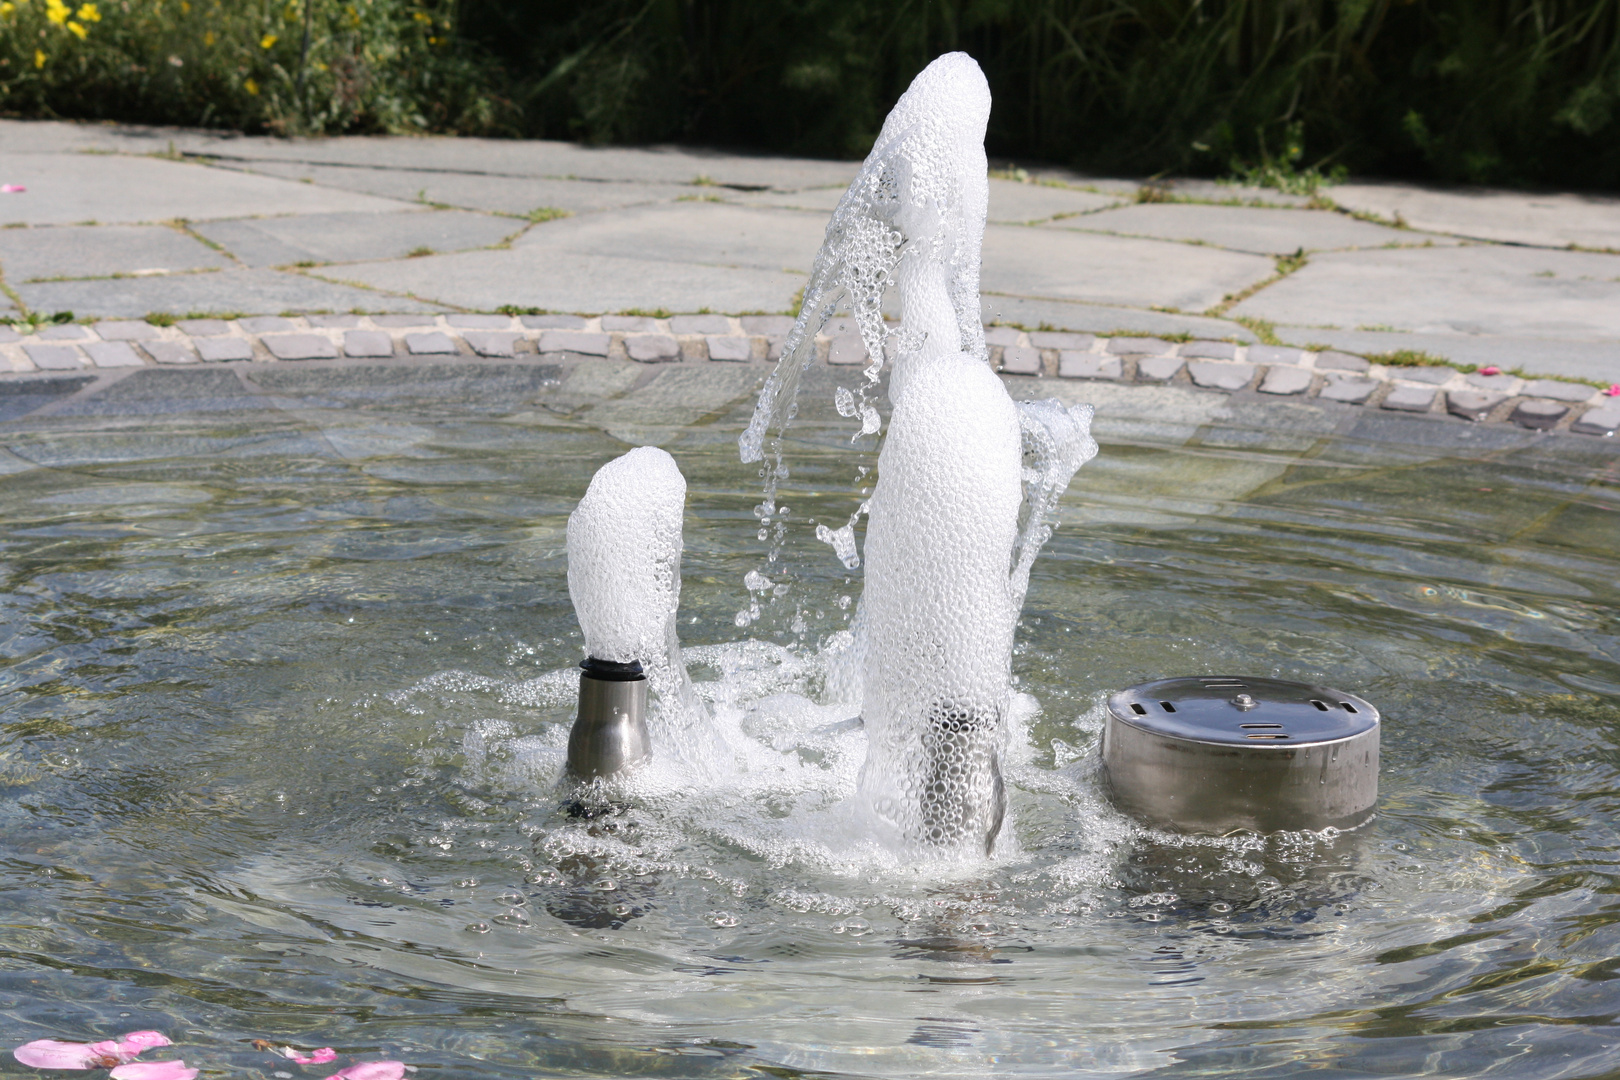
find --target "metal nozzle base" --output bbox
[565,657,651,781]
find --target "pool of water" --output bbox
[1,362,1618,1079]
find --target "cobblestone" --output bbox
[1137,356,1184,381]
[999,346,1043,375]
[1446,390,1504,421]
[142,341,197,364]
[1259,366,1312,395]
[38,324,88,341]
[178,319,231,336]
[463,331,522,358]
[1319,377,1379,404]
[83,341,144,368]
[1571,404,1620,437]
[24,344,84,369]
[1382,385,1436,412]
[197,337,254,362]
[263,334,337,361]
[706,335,752,362]
[1187,360,1253,390]
[1058,353,1121,379]
[1512,399,1568,430]
[405,331,458,355]
[539,331,609,356]
[343,331,393,358]
[626,334,680,363]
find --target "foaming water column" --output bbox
[740,52,1099,857]
[563,447,686,781]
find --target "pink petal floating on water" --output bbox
[14,1040,108,1069]
[1478,366,1501,376]
[324,1062,406,1080]
[112,1035,171,1058]
[285,1048,338,1065]
[108,1061,197,1080]
[0,184,24,193]
[14,1031,172,1070]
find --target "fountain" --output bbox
[561,52,1376,851]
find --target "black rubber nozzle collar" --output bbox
[580,656,646,681]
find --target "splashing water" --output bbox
[725,53,1099,858]
[566,446,717,772]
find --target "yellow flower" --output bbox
[178,0,187,10]
[74,1,97,17]
[243,77,258,94]
[259,32,276,47]
[0,4,15,17]
[34,48,46,66]
[203,29,214,44]
[410,10,429,21]
[45,0,68,23]
[66,18,85,35]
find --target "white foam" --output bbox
[566,446,686,665]
[740,52,991,463]
[855,354,1023,855]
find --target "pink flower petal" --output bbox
[1479,366,1501,376]
[14,1039,104,1069]
[286,1048,337,1065]
[113,1034,172,1058]
[324,1061,406,1080]
[1604,384,1620,397]
[0,184,24,193]
[109,1061,197,1080]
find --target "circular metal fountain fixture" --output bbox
[566,657,651,781]
[1101,676,1379,834]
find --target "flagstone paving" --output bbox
[0,117,1614,435]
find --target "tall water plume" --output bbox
[739,53,1099,857]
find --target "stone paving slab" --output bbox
[0,151,413,226]
[1046,203,1428,255]
[0,224,229,281]
[981,226,1274,313]
[192,209,518,268]
[1231,244,1620,339]
[1330,183,1620,249]
[1,119,1615,393]
[332,247,804,315]
[224,160,699,217]
[16,268,447,319]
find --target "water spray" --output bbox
[563,446,687,782]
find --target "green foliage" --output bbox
[0,0,509,134]
[456,0,1620,189]
[4,0,1618,188]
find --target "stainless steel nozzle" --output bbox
[1101,676,1379,834]
[566,657,651,780]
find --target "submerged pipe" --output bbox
[566,657,651,781]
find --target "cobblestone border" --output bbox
[1,313,1615,437]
